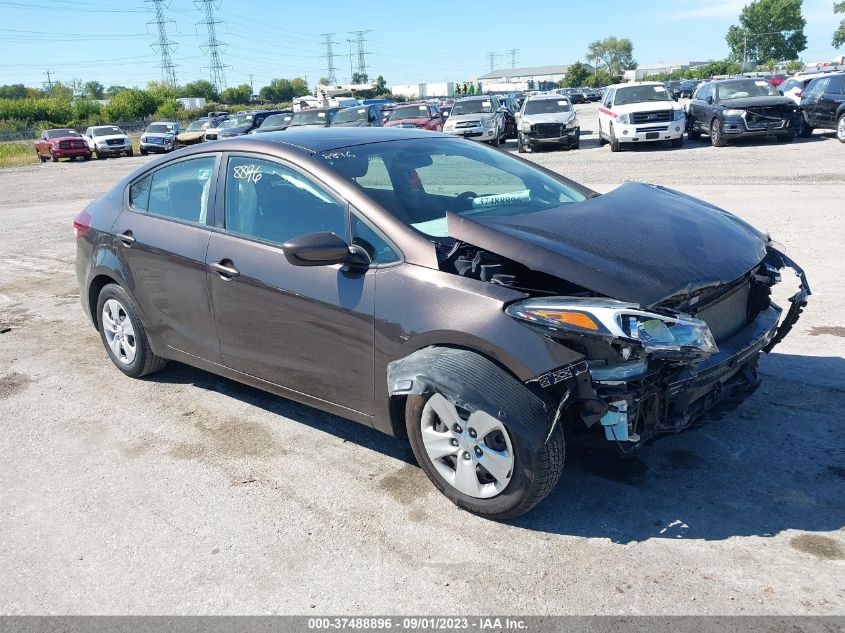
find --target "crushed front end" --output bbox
[517,247,809,448]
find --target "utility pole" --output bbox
[321,33,339,84]
[249,73,254,95]
[507,48,519,69]
[346,38,355,83]
[43,70,54,95]
[145,0,178,85]
[348,30,371,80]
[486,51,499,73]
[194,0,228,92]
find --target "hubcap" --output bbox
[101,299,137,365]
[420,393,514,499]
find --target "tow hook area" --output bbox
[600,401,639,442]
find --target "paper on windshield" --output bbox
[471,190,531,209]
[755,80,768,87]
[557,100,567,106]
[418,105,427,111]
[318,112,326,118]
[358,108,366,113]
[653,86,666,92]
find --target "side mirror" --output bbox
[706,96,714,104]
[778,89,784,95]
[281,231,370,268]
[673,94,679,101]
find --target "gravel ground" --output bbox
[0,106,843,615]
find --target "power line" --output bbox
[321,33,339,84]
[349,30,370,78]
[194,0,227,91]
[507,48,519,69]
[146,0,178,85]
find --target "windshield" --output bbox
[332,107,369,124]
[92,126,123,136]
[717,80,780,100]
[45,129,79,139]
[524,99,571,115]
[389,105,429,121]
[145,124,175,134]
[260,114,292,127]
[185,120,208,132]
[613,85,673,105]
[451,99,494,115]
[220,114,253,128]
[316,137,586,238]
[779,79,802,93]
[289,110,330,126]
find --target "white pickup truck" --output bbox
[83,125,133,159]
[597,82,686,151]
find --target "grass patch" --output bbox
[0,141,38,168]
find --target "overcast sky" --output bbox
[0,0,841,91]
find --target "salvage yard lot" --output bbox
[0,103,843,614]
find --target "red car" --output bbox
[384,103,443,131]
[35,129,91,162]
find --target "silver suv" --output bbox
[442,95,507,146]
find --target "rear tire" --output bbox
[406,392,564,519]
[96,284,167,379]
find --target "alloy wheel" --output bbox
[101,299,137,365]
[837,115,845,142]
[420,393,514,499]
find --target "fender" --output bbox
[387,346,553,451]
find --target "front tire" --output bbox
[517,133,526,153]
[711,118,727,147]
[837,113,845,144]
[50,151,58,162]
[406,392,565,519]
[609,124,620,152]
[671,135,684,148]
[96,284,167,378]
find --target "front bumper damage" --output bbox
[529,250,810,448]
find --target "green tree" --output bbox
[146,81,180,102]
[83,81,105,100]
[586,37,636,77]
[726,0,807,64]
[0,84,28,99]
[351,72,369,84]
[834,1,845,48]
[219,84,252,105]
[289,77,309,96]
[48,82,74,100]
[182,79,218,101]
[71,98,101,122]
[259,78,293,102]
[374,75,387,94]
[561,61,592,87]
[105,85,129,97]
[585,69,617,87]
[103,88,157,121]
[318,77,330,86]
[154,98,182,120]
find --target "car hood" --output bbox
[446,181,769,308]
[387,117,429,125]
[178,130,206,138]
[448,113,495,123]
[48,135,84,142]
[92,134,128,142]
[611,101,678,114]
[332,120,370,127]
[717,96,796,109]
[219,126,250,135]
[520,111,576,125]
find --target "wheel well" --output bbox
[87,274,117,327]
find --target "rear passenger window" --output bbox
[142,157,216,224]
[225,156,346,245]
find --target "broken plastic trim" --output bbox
[763,247,811,353]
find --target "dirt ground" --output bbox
[0,104,843,615]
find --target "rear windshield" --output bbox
[220,114,253,128]
[613,85,672,105]
[185,120,209,132]
[315,137,586,239]
[145,124,175,134]
[717,80,780,100]
[290,110,330,126]
[524,99,571,115]
[92,126,123,136]
[260,114,292,127]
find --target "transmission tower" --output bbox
[349,30,371,79]
[486,51,499,72]
[507,48,519,69]
[321,33,339,84]
[146,0,178,85]
[194,0,228,91]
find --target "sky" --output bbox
[0,0,842,92]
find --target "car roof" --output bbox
[204,127,450,153]
[526,94,570,101]
[455,95,492,101]
[608,81,662,88]
[148,121,177,125]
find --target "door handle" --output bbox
[117,230,135,246]
[210,260,240,279]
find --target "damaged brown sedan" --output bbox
[75,128,809,518]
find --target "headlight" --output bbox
[519,121,532,132]
[617,113,630,124]
[672,109,685,121]
[723,109,744,117]
[505,297,718,358]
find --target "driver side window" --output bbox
[224,156,346,245]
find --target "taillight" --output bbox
[73,210,91,239]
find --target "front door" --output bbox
[206,154,376,416]
[113,154,221,360]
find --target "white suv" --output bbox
[597,82,686,151]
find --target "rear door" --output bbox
[802,77,829,127]
[113,154,221,361]
[818,75,845,128]
[205,153,377,415]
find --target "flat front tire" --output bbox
[406,392,565,519]
[96,284,167,378]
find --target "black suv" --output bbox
[686,78,799,146]
[679,80,701,98]
[799,73,845,142]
